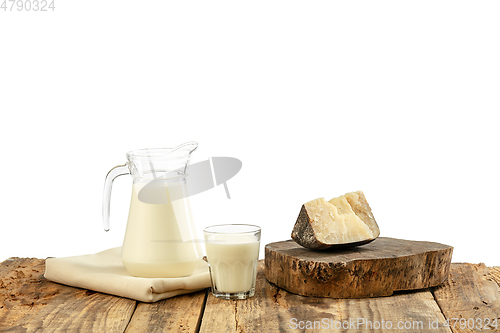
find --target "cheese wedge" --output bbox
[291,191,380,250]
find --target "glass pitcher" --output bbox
[102,142,203,278]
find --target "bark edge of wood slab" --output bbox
[264,237,453,298]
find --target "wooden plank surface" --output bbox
[489,267,500,287]
[200,261,452,332]
[432,263,500,333]
[125,290,207,333]
[1,257,500,333]
[0,258,136,333]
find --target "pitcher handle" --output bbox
[102,164,129,231]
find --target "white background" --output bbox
[0,1,499,266]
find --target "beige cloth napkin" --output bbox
[44,247,211,302]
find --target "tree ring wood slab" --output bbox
[265,237,453,298]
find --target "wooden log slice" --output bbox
[265,237,453,298]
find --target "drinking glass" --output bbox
[203,224,261,300]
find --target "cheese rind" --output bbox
[291,191,380,250]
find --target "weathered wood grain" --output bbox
[488,267,500,287]
[0,257,136,333]
[198,288,238,333]
[200,260,452,332]
[265,237,453,298]
[124,289,207,333]
[2,257,500,333]
[335,291,452,333]
[200,260,340,333]
[432,263,500,333]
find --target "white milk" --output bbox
[121,182,202,278]
[205,234,260,293]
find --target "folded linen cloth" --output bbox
[44,247,211,302]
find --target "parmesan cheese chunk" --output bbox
[291,191,380,250]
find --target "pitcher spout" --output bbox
[102,142,199,232]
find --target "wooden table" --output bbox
[1,258,499,332]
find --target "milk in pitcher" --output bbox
[121,181,202,278]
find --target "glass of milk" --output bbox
[203,224,261,300]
